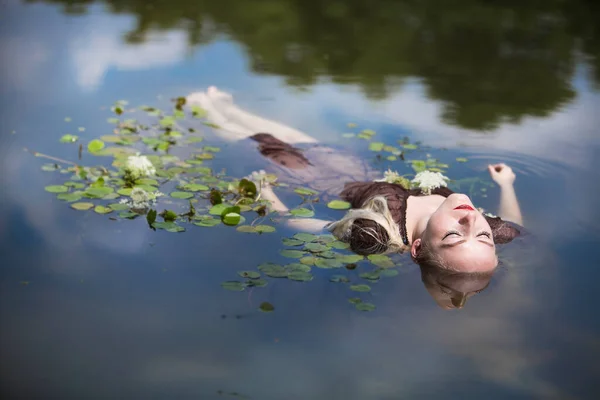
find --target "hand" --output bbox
[487,163,516,187]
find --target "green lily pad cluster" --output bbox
[41,97,281,233]
[222,231,405,312]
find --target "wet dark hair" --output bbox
[348,218,390,255]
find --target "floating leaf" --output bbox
[290,208,315,217]
[347,123,357,128]
[329,241,350,250]
[181,183,209,192]
[330,275,350,283]
[348,297,362,304]
[60,134,78,143]
[350,284,371,292]
[153,221,185,232]
[315,258,343,269]
[238,179,257,197]
[361,129,376,136]
[367,254,395,268]
[87,139,105,153]
[359,270,381,281]
[160,116,175,127]
[247,279,268,288]
[119,211,138,219]
[193,216,221,227]
[282,238,304,246]
[294,187,318,196]
[299,257,315,266]
[368,142,385,152]
[258,263,288,278]
[136,178,159,186]
[304,242,328,253]
[161,210,178,221]
[57,193,82,202]
[280,249,305,259]
[117,188,132,196]
[84,187,114,198]
[209,203,230,215]
[456,157,468,162]
[293,233,318,242]
[259,302,275,312]
[381,269,399,278]
[238,271,260,279]
[71,202,94,211]
[107,203,129,211]
[287,271,313,282]
[170,191,194,199]
[255,225,276,233]
[64,117,72,122]
[403,143,418,150]
[146,209,157,225]
[355,303,376,312]
[45,185,68,193]
[222,212,241,225]
[221,281,245,291]
[327,200,351,210]
[94,205,112,214]
[285,263,311,273]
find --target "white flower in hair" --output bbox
[411,170,449,195]
[125,154,156,179]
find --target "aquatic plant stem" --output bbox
[24,147,78,166]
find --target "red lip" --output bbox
[454,204,475,211]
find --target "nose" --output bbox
[457,210,476,226]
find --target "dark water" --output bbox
[1,0,600,399]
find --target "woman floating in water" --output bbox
[187,87,525,309]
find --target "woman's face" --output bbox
[418,193,497,273]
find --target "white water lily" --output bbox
[124,154,156,179]
[411,170,449,195]
[120,187,163,210]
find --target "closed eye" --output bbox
[477,231,492,239]
[442,230,460,240]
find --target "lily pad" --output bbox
[359,270,381,281]
[119,211,138,219]
[238,271,260,279]
[193,217,221,227]
[153,221,185,232]
[294,187,318,196]
[117,188,133,196]
[258,263,288,278]
[280,249,305,259]
[329,241,350,250]
[107,203,129,211]
[315,258,344,269]
[403,143,418,150]
[247,279,268,288]
[304,242,329,253]
[181,183,209,192]
[288,271,314,282]
[290,208,315,217]
[57,193,82,202]
[381,269,399,278]
[60,134,78,143]
[71,202,94,210]
[259,302,275,312]
[348,297,362,304]
[285,263,311,273]
[282,238,304,246]
[94,205,112,214]
[355,303,376,312]
[45,185,68,193]
[170,191,194,199]
[350,284,371,292]
[368,142,385,152]
[367,254,395,268]
[456,157,468,162]
[327,200,351,210]
[209,203,231,215]
[221,281,245,291]
[222,212,242,226]
[293,233,318,242]
[84,187,114,198]
[87,139,105,153]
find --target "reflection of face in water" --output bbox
[420,265,494,309]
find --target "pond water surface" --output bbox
[1,1,600,399]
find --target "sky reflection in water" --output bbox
[1,1,600,399]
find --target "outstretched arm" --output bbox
[260,184,331,232]
[488,163,523,226]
